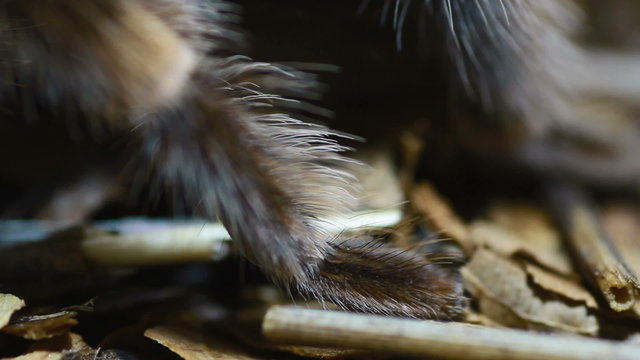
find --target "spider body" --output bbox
[1,0,607,320]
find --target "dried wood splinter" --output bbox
[547,183,640,312]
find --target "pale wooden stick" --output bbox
[263,306,639,360]
[546,183,639,311]
[0,209,402,266]
[82,210,401,265]
[81,220,231,265]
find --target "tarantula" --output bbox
[4,0,633,320]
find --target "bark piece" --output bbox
[470,221,574,277]
[6,332,119,360]
[524,263,598,310]
[3,311,78,340]
[462,249,598,335]
[488,203,573,275]
[411,182,473,255]
[145,325,263,360]
[0,294,25,329]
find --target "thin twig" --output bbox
[263,306,639,360]
[546,182,639,311]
